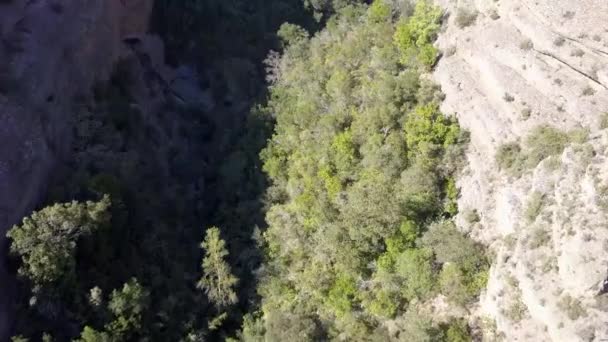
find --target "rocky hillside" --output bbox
[0,0,153,338]
[433,0,608,340]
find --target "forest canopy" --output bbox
[245,1,487,340]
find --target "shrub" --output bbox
[393,0,443,69]
[495,142,524,174]
[571,48,584,57]
[503,92,515,102]
[327,274,358,316]
[489,9,500,20]
[524,192,544,223]
[455,8,478,28]
[395,248,436,300]
[582,86,595,96]
[600,113,608,129]
[463,208,480,224]
[558,295,587,320]
[553,36,566,46]
[525,125,570,167]
[529,228,551,248]
[368,0,392,23]
[504,295,528,322]
[519,39,534,50]
[441,319,472,342]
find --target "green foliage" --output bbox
[277,23,310,47]
[496,125,585,176]
[368,0,391,23]
[9,1,489,340]
[264,311,322,341]
[405,103,461,157]
[7,196,111,288]
[395,248,436,300]
[422,221,489,305]
[525,125,571,166]
[394,0,443,68]
[399,309,443,342]
[442,319,472,342]
[198,227,239,308]
[524,191,545,223]
[367,289,398,318]
[106,279,150,337]
[600,113,608,129]
[557,295,587,320]
[444,177,459,216]
[11,336,29,342]
[455,8,477,29]
[75,279,149,342]
[75,327,112,342]
[327,274,358,316]
[253,2,484,337]
[495,142,524,175]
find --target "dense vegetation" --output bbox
[7,1,489,341]
[241,2,488,340]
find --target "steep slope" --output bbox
[433,0,608,340]
[0,0,152,338]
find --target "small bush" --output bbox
[504,296,528,323]
[441,319,472,342]
[524,192,544,223]
[582,86,595,96]
[525,125,570,167]
[529,228,551,248]
[520,39,534,51]
[558,295,587,320]
[521,107,532,119]
[571,49,584,57]
[489,9,500,20]
[495,142,523,173]
[600,113,608,129]
[553,36,566,46]
[455,8,478,28]
[563,11,575,19]
[497,125,575,176]
[503,92,515,102]
[444,46,457,57]
[463,208,480,224]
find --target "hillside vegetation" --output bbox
[6,1,488,341]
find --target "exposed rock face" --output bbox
[0,0,152,338]
[433,0,608,340]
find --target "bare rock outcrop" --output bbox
[433,0,608,340]
[0,0,152,338]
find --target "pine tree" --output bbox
[7,196,111,287]
[198,227,239,308]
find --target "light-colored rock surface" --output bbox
[0,0,152,338]
[433,0,608,340]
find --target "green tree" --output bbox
[198,227,239,308]
[393,0,443,68]
[7,196,111,287]
[395,248,436,300]
[76,279,148,342]
[106,278,149,337]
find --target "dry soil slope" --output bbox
[433,0,608,341]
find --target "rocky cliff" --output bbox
[0,0,153,337]
[433,0,608,340]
